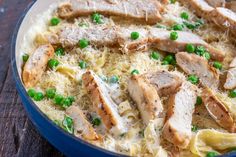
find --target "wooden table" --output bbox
[0,0,63,156]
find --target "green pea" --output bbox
[68,96,75,103]
[172,24,183,31]
[164,54,175,63]
[28,89,36,98]
[50,17,60,26]
[22,54,29,62]
[33,92,44,101]
[180,12,189,20]
[62,116,74,134]
[203,52,211,60]
[206,151,218,157]
[196,96,202,106]
[109,75,119,84]
[183,21,196,30]
[213,61,222,70]
[131,32,140,40]
[54,94,64,105]
[170,31,178,40]
[92,117,101,126]
[191,125,198,132]
[229,89,236,98]
[170,0,176,4]
[91,13,103,24]
[151,51,160,60]
[48,59,59,69]
[55,47,65,56]
[79,39,89,49]
[186,44,195,53]
[195,46,206,56]
[46,88,56,99]
[62,97,73,108]
[79,60,87,69]
[131,69,139,75]
[188,75,199,84]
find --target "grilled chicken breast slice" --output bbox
[22,44,54,88]
[224,57,236,89]
[66,106,99,140]
[179,0,214,18]
[176,52,219,89]
[202,87,236,132]
[57,0,164,24]
[149,28,225,61]
[128,75,163,125]
[82,71,126,135]
[145,70,183,97]
[162,82,197,148]
[59,25,118,48]
[210,7,236,36]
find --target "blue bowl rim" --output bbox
[10,1,126,156]
[10,1,236,157]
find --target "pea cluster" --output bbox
[27,88,75,109]
[185,44,223,70]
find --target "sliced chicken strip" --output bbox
[59,25,118,48]
[53,25,225,60]
[128,75,163,125]
[22,44,54,88]
[202,87,236,132]
[66,106,99,140]
[206,0,225,7]
[176,52,219,89]
[82,71,126,135]
[178,0,214,18]
[224,57,236,89]
[57,0,164,24]
[149,28,225,61]
[226,1,236,12]
[145,70,183,97]
[210,7,236,36]
[162,82,197,148]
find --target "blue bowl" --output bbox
[10,1,236,157]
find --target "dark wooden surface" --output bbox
[0,1,64,156]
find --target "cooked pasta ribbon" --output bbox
[144,119,168,157]
[190,129,236,157]
[56,65,77,80]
